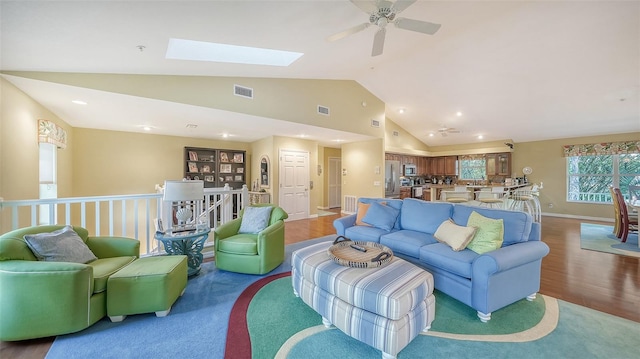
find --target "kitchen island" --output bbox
[428,183,530,202]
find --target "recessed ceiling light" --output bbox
[298,134,309,138]
[456,111,463,117]
[477,135,484,139]
[166,38,303,66]
[333,139,344,142]
[71,100,87,105]
[429,133,434,137]
[399,108,405,114]
[136,125,154,131]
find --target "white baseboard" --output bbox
[541,212,613,223]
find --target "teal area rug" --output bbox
[246,276,638,359]
[580,223,640,257]
[45,235,639,358]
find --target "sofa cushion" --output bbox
[344,225,390,243]
[433,219,477,251]
[451,204,531,246]
[239,206,273,234]
[218,234,258,255]
[362,202,400,231]
[466,211,504,254]
[357,198,403,229]
[419,243,478,279]
[400,199,454,234]
[24,225,98,264]
[380,230,438,258]
[88,256,136,294]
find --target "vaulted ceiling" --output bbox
[1,1,638,147]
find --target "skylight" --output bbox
[165,38,303,66]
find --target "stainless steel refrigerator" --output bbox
[385,160,401,198]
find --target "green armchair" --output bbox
[214,204,288,275]
[0,225,139,341]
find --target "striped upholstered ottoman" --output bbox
[292,241,435,359]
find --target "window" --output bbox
[567,154,639,203]
[39,143,58,224]
[459,156,486,180]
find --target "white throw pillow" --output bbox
[433,219,478,251]
[24,225,98,263]
[238,206,273,234]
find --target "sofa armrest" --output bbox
[333,214,356,236]
[257,220,285,254]
[87,236,140,258]
[0,260,93,341]
[214,218,242,244]
[472,241,550,276]
[528,222,541,241]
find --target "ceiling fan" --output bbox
[434,127,461,137]
[327,0,441,57]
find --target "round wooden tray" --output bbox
[327,236,394,268]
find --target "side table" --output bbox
[155,228,211,276]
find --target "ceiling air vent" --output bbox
[234,84,253,99]
[371,119,381,128]
[317,105,330,116]
[393,130,399,137]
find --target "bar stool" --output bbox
[477,187,508,209]
[442,186,472,203]
[508,185,541,222]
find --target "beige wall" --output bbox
[0,78,74,231]
[250,136,274,192]
[384,117,430,155]
[513,132,640,219]
[4,72,386,138]
[341,139,386,202]
[71,128,250,196]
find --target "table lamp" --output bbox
[163,180,204,230]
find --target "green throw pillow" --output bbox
[466,211,504,254]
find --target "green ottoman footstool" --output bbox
[107,255,188,322]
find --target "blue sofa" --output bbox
[334,197,549,322]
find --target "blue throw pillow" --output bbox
[362,201,399,231]
[239,206,273,234]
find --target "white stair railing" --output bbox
[0,185,249,256]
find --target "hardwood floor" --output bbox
[2,212,638,359]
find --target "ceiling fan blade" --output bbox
[441,132,448,137]
[394,17,441,35]
[326,23,370,42]
[349,0,379,14]
[392,0,417,14]
[448,130,461,134]
[371,27,386,56]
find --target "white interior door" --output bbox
[328,157,341,208]
[279,149,309,221]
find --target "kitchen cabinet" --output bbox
[400,187,411,199]
[444,156,457,175]
[486,153,511,177]
[422,190,431,201]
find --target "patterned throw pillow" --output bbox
[238,206,273,234]
[24,225,98,263]
[466,211,504,254]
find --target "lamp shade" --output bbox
[163,180,204,202]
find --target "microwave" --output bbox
[404,164,417,176]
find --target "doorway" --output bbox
[328,157,341,209]
[279,149,309,221]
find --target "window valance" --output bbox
[562,140,639,157]
[459,154,485,161]
[38,119,67,149]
